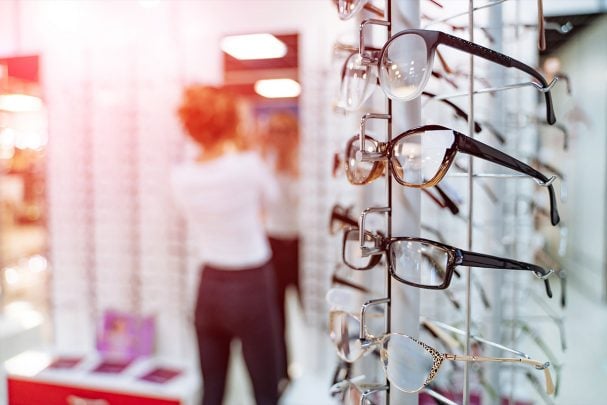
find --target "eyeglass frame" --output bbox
[357,24,556,124]
[329,304,555,395]
[340,226,554,298]
[338,49,476,119]
[352,123,560,226]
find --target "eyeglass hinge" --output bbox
[535,361,551,370]
[443,353,457,361]
[454,250,464,266]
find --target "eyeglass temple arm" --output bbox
[422,186,460,215]
[422,387,459,405]
[455,133,560,226]
[476,120,506,144]
[331,275,371,294]
[431,70,459,89]
[458,249,553,298]
[422,91,482,133]
[436,31,556,124]
[331,210,359,229]
[444,354,555,395]
[433,183,460,215]
[460,247,554,291]
[362,2,384,18]
[453,161,499,204]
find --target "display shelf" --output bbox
[4,350,199,405]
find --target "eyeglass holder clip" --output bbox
[360,297,390,340]
[357,150,386,163]
[359,19,391,65]
[534,175,557,187]
[532,77,559,93]
[359,206,390,252]
[358,113,390,158]
[534,268,554,281]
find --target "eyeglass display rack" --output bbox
[46,43,192,359]
[327,1,566,405]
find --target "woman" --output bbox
[171,85,282,405]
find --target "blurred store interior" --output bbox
[0,0,606,404]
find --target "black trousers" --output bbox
[268,236,300,383]
[194,262,283,405]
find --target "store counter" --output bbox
[4,351,200,405]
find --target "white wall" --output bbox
[552,14,607,300]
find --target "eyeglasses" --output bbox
[338,51,465,114]
[329,377,387,405]
[341,228,554,298]
[329,310,555,395]
[507,318,563,396]
[333,0,383,20]
[329,204,357,235]
[330,377,459,405]
[333,0,443,21]
[358,28,556,124]
[347,124,560,226]
[421,91,483,134]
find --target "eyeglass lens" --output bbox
[389,239,449,287]
[330,311,364,362]
[392,129,455,185]
[379,33,431,100]
[337,0,366,20]
[346,137,381,185]
[339,52,378,111]
[383,334,436,393]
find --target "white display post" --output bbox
[389,1,421,405]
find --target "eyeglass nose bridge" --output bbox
[358,113,391,161]
[359,19,391,65]
[359,206,390,255]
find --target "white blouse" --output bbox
[264,173,300,239]
[170,151,279,270]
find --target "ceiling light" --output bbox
[221,34,287,60]
[0,94,43,112]
[254,79,301,98]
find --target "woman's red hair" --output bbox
[177,85,239,149]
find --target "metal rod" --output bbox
[424,0,509,28]
[446,173,528,179]
[386,3,392,402]
[463,0,475,403]
[430,77,558,101]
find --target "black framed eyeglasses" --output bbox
[341,228,554,298]
[361,28,556,124]
[348,124,560,226]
